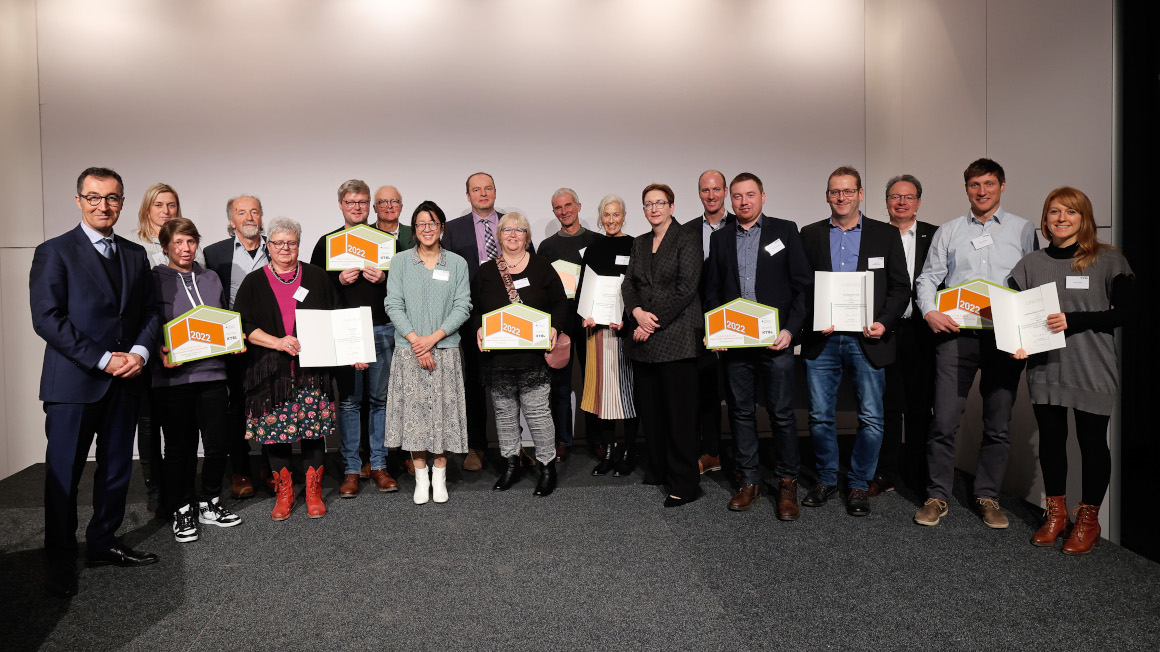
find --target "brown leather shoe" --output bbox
[231,473,255,499]
[1031,495,1071,546]
[462,449,484,472]
[359,462,371,479]
[339,473,360,498]
[777,478,800,521]
[555,444,569,462]
[728,483,761,511]
[369,469,399,492]
[1062,503,1101,555]
[698,454,722,474]
[977,497,1009,529]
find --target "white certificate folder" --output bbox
[990,282,1066,355]
[812,271,874,332]
[296,307,376,367]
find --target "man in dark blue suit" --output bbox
[703,172,812,518]
[31,167,161,597]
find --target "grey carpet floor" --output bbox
[2,454,1159,651]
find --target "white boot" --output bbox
[431,465,449,503]
[413,464,430,505]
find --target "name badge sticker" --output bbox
[293,287,309,302]
[868,256,885,270]
[615,255,631,265]
[765,239,785,257]
[971,234,994,250]
[513,277,531,289]
[432,269,450,282]
[1066,275,1090,290]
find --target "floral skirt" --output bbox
[246,386,335,445]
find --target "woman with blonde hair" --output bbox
[1010,186,1134,555]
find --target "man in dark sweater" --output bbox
[537,188,598,461]
[309,179,399,497]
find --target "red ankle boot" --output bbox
[1062,503,1101,555]
[271,468,294,521]
[305,465,326,518]
[1031,495,1070,546]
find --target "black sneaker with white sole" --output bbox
[173,505,199,543]
[198,497,242,528]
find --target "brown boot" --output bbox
[271,468,294,521]
[1062,503,1101,555]
[1031,495,1070,547]
[777,478,800,521]
[305,465,326,518]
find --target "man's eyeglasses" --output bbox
[80,194,124,207]
[269,240,299,250]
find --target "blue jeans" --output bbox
[723,348,799,484]
[804,334,885,491]
[338,323,394,474]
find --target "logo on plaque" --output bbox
[164,305,245,364]
[936,279,1014,329]
[482,304,551,350]
[704,299,780,349]
[326,224,397,270]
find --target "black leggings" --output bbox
[1032,404,1111,505]
[265,439,326,476]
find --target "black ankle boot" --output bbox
[492,455,521,491]
[534,460,557,496]
[613,445,635,477]
[591,443,615,476]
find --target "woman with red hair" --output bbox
[1010,187,1134,555]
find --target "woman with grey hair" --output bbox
[578,195,639,476]
[234,217,351,520]
[472,212,569,495]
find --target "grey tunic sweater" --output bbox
[1009,244,1133,415]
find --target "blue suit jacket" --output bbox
[31,225,159,403]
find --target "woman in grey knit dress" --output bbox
[384,201,472,505]
[1010,186,1134,556]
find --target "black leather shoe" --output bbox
[46,564,77,597]
[801,482,838,507]
[591,444,615,476]
[534,460,557,496]
[492,456,521,491]
[846,488,871,516]
[86,543,159,567]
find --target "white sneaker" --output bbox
[432,465,448,503]
[173,505,199,543]
[414,465,430,505]
[198,497,242,528]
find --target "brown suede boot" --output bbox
[305,465,326,518]
[1031,495,1070,547]
[271,468,294,521]
[1062,503,1101,555]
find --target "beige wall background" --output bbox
[0,0,1118,536]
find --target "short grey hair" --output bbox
[225,194,263,236]
[498,211,532,251]
[596,194,626,231]
[266,217,302,241]
[552,187,579,205]
[885,174,923,199]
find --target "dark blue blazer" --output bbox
[31,225,159,403]
[703,214,813,340]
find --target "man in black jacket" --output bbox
[704,172,811,518]
[799,166,909,517]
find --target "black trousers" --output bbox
[634,358,700,499]
[154,380,230,514]
[880,318,935,488]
